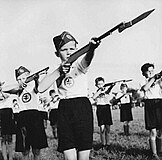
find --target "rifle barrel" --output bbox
[104,79,132,87]
[25,67,49,83]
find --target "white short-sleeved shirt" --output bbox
[57,60,89,99]
[18,82,39,111]
[139,78,162,99]
[0,94,13,110]
[95,92,114,105]
[116,92,131,104]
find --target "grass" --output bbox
[0,107,158,160]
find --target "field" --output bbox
[0,107,159,160]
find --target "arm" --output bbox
[81,38,100,68]
[92,89,102,100]
[105,83,115,94]
[38,67,60,93]
[1,84,20,95]
[141,77,155,91]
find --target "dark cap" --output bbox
[53,31,78,52]
[0,81,5,86]
[141,63,154,73]
[120,83,128,89]
[15,66,30,79]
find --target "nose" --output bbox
[67,49,72,56]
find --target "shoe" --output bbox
[152,154,160,160]
[105,144,110,151]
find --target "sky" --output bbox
[0,0,162,95]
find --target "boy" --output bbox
[140,63,162,160]
[38,31,100,160]
[0,87,14,160]
[115,83,133,136]
[1,66,48,160]
[48,89,60,139]
[92,77,115,150]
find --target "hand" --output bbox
[33,74,39,81]
[154,73,162,80]
[89,37,101,51]
[59,63,71,74]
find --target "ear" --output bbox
[55,51,60,57]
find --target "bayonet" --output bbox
[118,9,155,33]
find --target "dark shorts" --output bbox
[57,97,93,153]
[0,108,15,136]
[96,104,113,126]
[15,110,48,152]
[39,111,48,120]
[120,103,133,122]
[144,99,162,130]
[49,109,58,126]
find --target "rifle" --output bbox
[56,9,154,87]
[104,79,133,87]
[66,9,155,64]
[25,67,49,83]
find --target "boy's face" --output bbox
[144,66,154,78]
[58,41,77,62]
[97,80,104,88]
[17,72,30,86]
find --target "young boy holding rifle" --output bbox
[0,82,15,160]
[38,31,100,160]
[140,63,162,160]
[0,66,48,160]
[92,77,116,150]
[115,83,133,136]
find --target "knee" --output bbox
[150,130,157,140]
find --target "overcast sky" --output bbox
[0,0,161,94]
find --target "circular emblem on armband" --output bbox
[64,76,74,88]
[22,93,32,103]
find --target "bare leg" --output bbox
[32,149,40,160]
[105,125,110,145]
[63,148,77,160]
[78,150,91,160]
[1,141,7,160]
[7,142,13,160]
[22,150,30,160]
[149,129,157,155]
[100,125,106,147]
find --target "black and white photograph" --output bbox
[0,0,162,159]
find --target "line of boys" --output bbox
[0,30,161,160]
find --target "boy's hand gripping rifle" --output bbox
[25,67,49,83]
[56,9,154,87]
